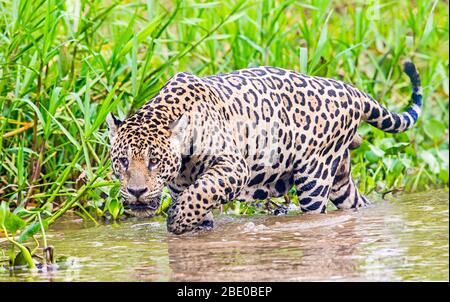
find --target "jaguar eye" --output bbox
[119,157,129,169]
[148,158,159,170]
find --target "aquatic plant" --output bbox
[0,201,55,269]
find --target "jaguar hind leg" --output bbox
[294,163,334,214]
[329,149,369,209]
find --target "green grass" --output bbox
[0,0,448,233]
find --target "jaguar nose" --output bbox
[127,187,148,198]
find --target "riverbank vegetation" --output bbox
[0,0,448,268]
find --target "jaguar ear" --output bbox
[169,114,189,154]
[106,112,122,143]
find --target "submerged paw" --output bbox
[197,219,214,230]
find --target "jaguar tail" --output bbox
[361,61,422,133]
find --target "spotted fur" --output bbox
[107,62,422,234]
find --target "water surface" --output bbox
[1,190,448,281]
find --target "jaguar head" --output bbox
[106,111,188,218]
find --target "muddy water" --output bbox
[1,190,448,281]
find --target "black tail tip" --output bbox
[403,61,416,75]
[403,61,421,87]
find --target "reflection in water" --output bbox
[0,190,448,281]
[166,214,362,281]
[355,192,449,281]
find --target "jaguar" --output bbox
[106,61,422,234]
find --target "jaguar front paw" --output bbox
[167,205,191,234]
[167,204,214,234]
[196,212,214,231]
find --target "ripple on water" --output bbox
[0,190,448,281]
